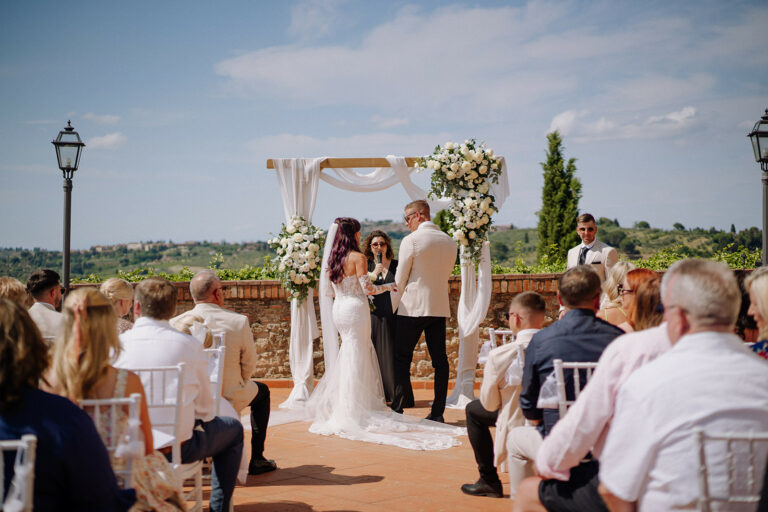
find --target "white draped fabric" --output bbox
[318,222,339,374]
[274,158,324,408]
[272,155,510,410]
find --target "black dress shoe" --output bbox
[461,478,503,498]
[248,458,277,475]
[424,414,444,423]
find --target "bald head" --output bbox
[190,270,221,304]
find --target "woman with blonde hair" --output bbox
[100,278,134,333]
[44,288,185,511]
[597,261,635,327]
[0,276,32,308]
[616,268,658,333]
[0,297,136,511]
[745,267,768,360]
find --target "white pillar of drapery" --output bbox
[445,242,493,408]
[273,158,324,409]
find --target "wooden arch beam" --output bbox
[266,157,420,169]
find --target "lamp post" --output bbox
[51,121,85,295]
[748,109,768,266]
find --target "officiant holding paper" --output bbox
[363,230,398,402]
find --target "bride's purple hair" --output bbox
[328,217,361,284]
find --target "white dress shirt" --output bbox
[536,324,671,480]
[116,317,215,445]
[599,331,768,511]
[28,301,63,338]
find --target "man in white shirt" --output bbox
[461,292,546,498]
[116,277,243,512]
[598,259,768,512]
[25,269,63,338]
[172,270,276,475]
[566,213,618,282]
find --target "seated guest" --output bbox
[616,268,656,332]
[513,276,668,512]
[745,267,768,360]
[461,292,546,499]
[25,269,63,338]
[0,297,135,511]
[43,288,185,511]
[100,278,135,333]
[597,262,634,327]
[598,260,768,511]
[115,277,243,512]
[171,270,276,476]
[0,277,32,308]
[507,266,623,497]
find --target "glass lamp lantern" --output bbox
[748,108,768,171]
[51,121,85,175]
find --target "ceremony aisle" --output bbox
[188,386,515,511]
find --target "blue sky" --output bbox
[1,0,767,250]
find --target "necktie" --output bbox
[578,246,588,265]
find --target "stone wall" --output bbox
[79,270,756,381]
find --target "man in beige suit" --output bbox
[461,292,545,498]
[172,270,276,475]
[26,269,63,338]
[566,213,618,282]
[390,200,458,422]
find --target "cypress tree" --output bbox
[537,131,582,261]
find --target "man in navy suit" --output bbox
[505,265,623,496]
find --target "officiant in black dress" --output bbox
[363,230,398,402]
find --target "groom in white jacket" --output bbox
[390,199,458,422]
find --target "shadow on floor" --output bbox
[249,465,384,486]
[237,502,360,512]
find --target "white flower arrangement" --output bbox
[268,216,325,305]
[418,139,502,262]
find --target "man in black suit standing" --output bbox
[505,265,623,497]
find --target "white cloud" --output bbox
[287,0,351,40]
[89,132,127,150]
[370,115,409,128]
[83,112,120,125]
[549,107,698,142]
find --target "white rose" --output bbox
[478,183,489,194]
[487,149,494,158]
[278,263,286,272]
[309,243,319,252]
[461,238,469,246]
[482,215,490,224]
[450,162,459,172]
[292,233,303,242]
[286,225,296,234]
[461,161,471,172]
[479,165,488,174]
[468,171,478,180]
[491,162,499,170]
[469,231,476,239]
[289,270,296,280]
[446,171,456,180]
[445,142,454,149]
[309,260,317,269]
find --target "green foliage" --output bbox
[537,131,581,262]
[673,222,685,231]
[634,221,651,229]
[433,209,454,235]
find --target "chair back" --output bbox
[694,428,768,512]
[0,434,37,512]
[552,359,598,417]
[488,328,515,347]
[204,346,226,416]
[80,393,142,488]
[128,364,186,464]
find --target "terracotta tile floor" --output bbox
[193,386,514,511]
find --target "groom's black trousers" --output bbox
[391,315,449,417]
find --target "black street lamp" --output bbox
[748,109,768,266]
[52,121,85,295]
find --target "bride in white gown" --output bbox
[306,217,465,450]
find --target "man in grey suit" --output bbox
[566,213,618,282]
[390,199,458,422]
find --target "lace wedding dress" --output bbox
[306,274,465,450]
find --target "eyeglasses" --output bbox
[404,211,419,224]
[371,242,387,247]
[617,284,634,296]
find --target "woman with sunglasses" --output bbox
[616,268,657,332]
[362,230,398,402]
